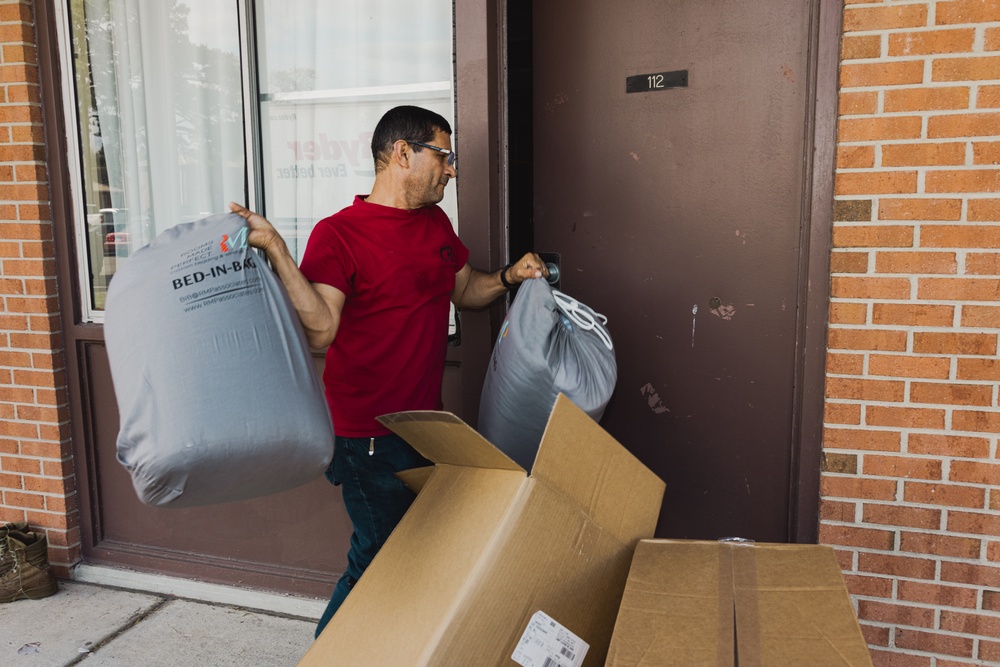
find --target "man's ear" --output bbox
[391,140,410,169]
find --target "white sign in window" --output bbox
[254,0,458,262]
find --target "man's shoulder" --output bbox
[416,204,455,230]
[312,198,367,231]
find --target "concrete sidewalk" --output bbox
[0,579,320,666]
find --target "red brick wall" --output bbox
[825,1,1000,664]
[0,0,79,576]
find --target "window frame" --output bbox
[58,0,459,324]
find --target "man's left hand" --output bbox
[506,252,549,285]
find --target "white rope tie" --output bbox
[552,289,613,351]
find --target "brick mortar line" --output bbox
[826,539,1000,552]
[830,433,999,442]
[825,395,991,402]
[0,389,71,397]
[834,194,1000,198]
[2,491,77,501]
[839,87,1000,94]
[834,568,998,583]
[823,503,997,516]
[2,456,77,465]
[832,276,992,285]
[843,30,1000,38]
[823,516,1000,528]
[836,138,997,143]
[860,626,1000,640]
[842,56,1000,64]
[826,327,1000,333]
[823,454,998,463]
[839,83,992,88]
[824,486,1000,496]
[824,309,996,316]
[837,167,1000,172]
[825,368,997,374]
[823,424,1000,440]
[823,440,998,448]
[830,547,991,561]
[854,610,1000,624]
[822,518,1000,537]
[844,47,1000,54]
[839,168,1000,174]
[832,316,1000,320]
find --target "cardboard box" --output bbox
[605,540,873,666]
[299,394,665,667]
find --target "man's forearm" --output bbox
[451,254,547,309]
[231,201,341,349]
[454,267,509,309]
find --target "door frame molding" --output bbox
[789,0,843,544]
[36,0,106,552]
[450,0,510,424]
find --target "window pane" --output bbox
[254,0,456,261]
[68,0,245,312]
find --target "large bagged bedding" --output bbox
[104,212,333,508]
[478,278,617,469]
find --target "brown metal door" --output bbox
[532,0,826,542]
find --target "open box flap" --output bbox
[378,410,523,473]
[299,465,529,666]
[394,466,435,494]
[531,394,665,544]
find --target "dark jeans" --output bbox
[314,433,431,638]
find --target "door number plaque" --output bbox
[626,70,688,94]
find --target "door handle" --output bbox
[545,262,560,285]
[538,252,561,290]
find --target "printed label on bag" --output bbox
[169,230,262,312]
[512,610,589,667]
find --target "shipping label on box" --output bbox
[513,610,590,667]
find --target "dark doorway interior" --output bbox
[507,0,533,261]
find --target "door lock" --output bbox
[538,252,561,290]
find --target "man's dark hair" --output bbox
[371,106,452,172]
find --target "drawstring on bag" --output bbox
[552,289,613,351]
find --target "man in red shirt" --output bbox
[230,106,547,637]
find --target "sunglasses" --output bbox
[407,140,457,168]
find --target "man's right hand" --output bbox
[229,202,286,255]
[227,202,345,350]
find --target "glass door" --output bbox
[66,0,246,317]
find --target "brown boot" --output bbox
[0,531,58,602]
[0,522,26,576]
[1,521,28,536]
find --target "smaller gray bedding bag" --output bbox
[104,212,333,508]
[478,278,617,470]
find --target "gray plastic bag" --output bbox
[104,212,333,508]
[478,278,617,469]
